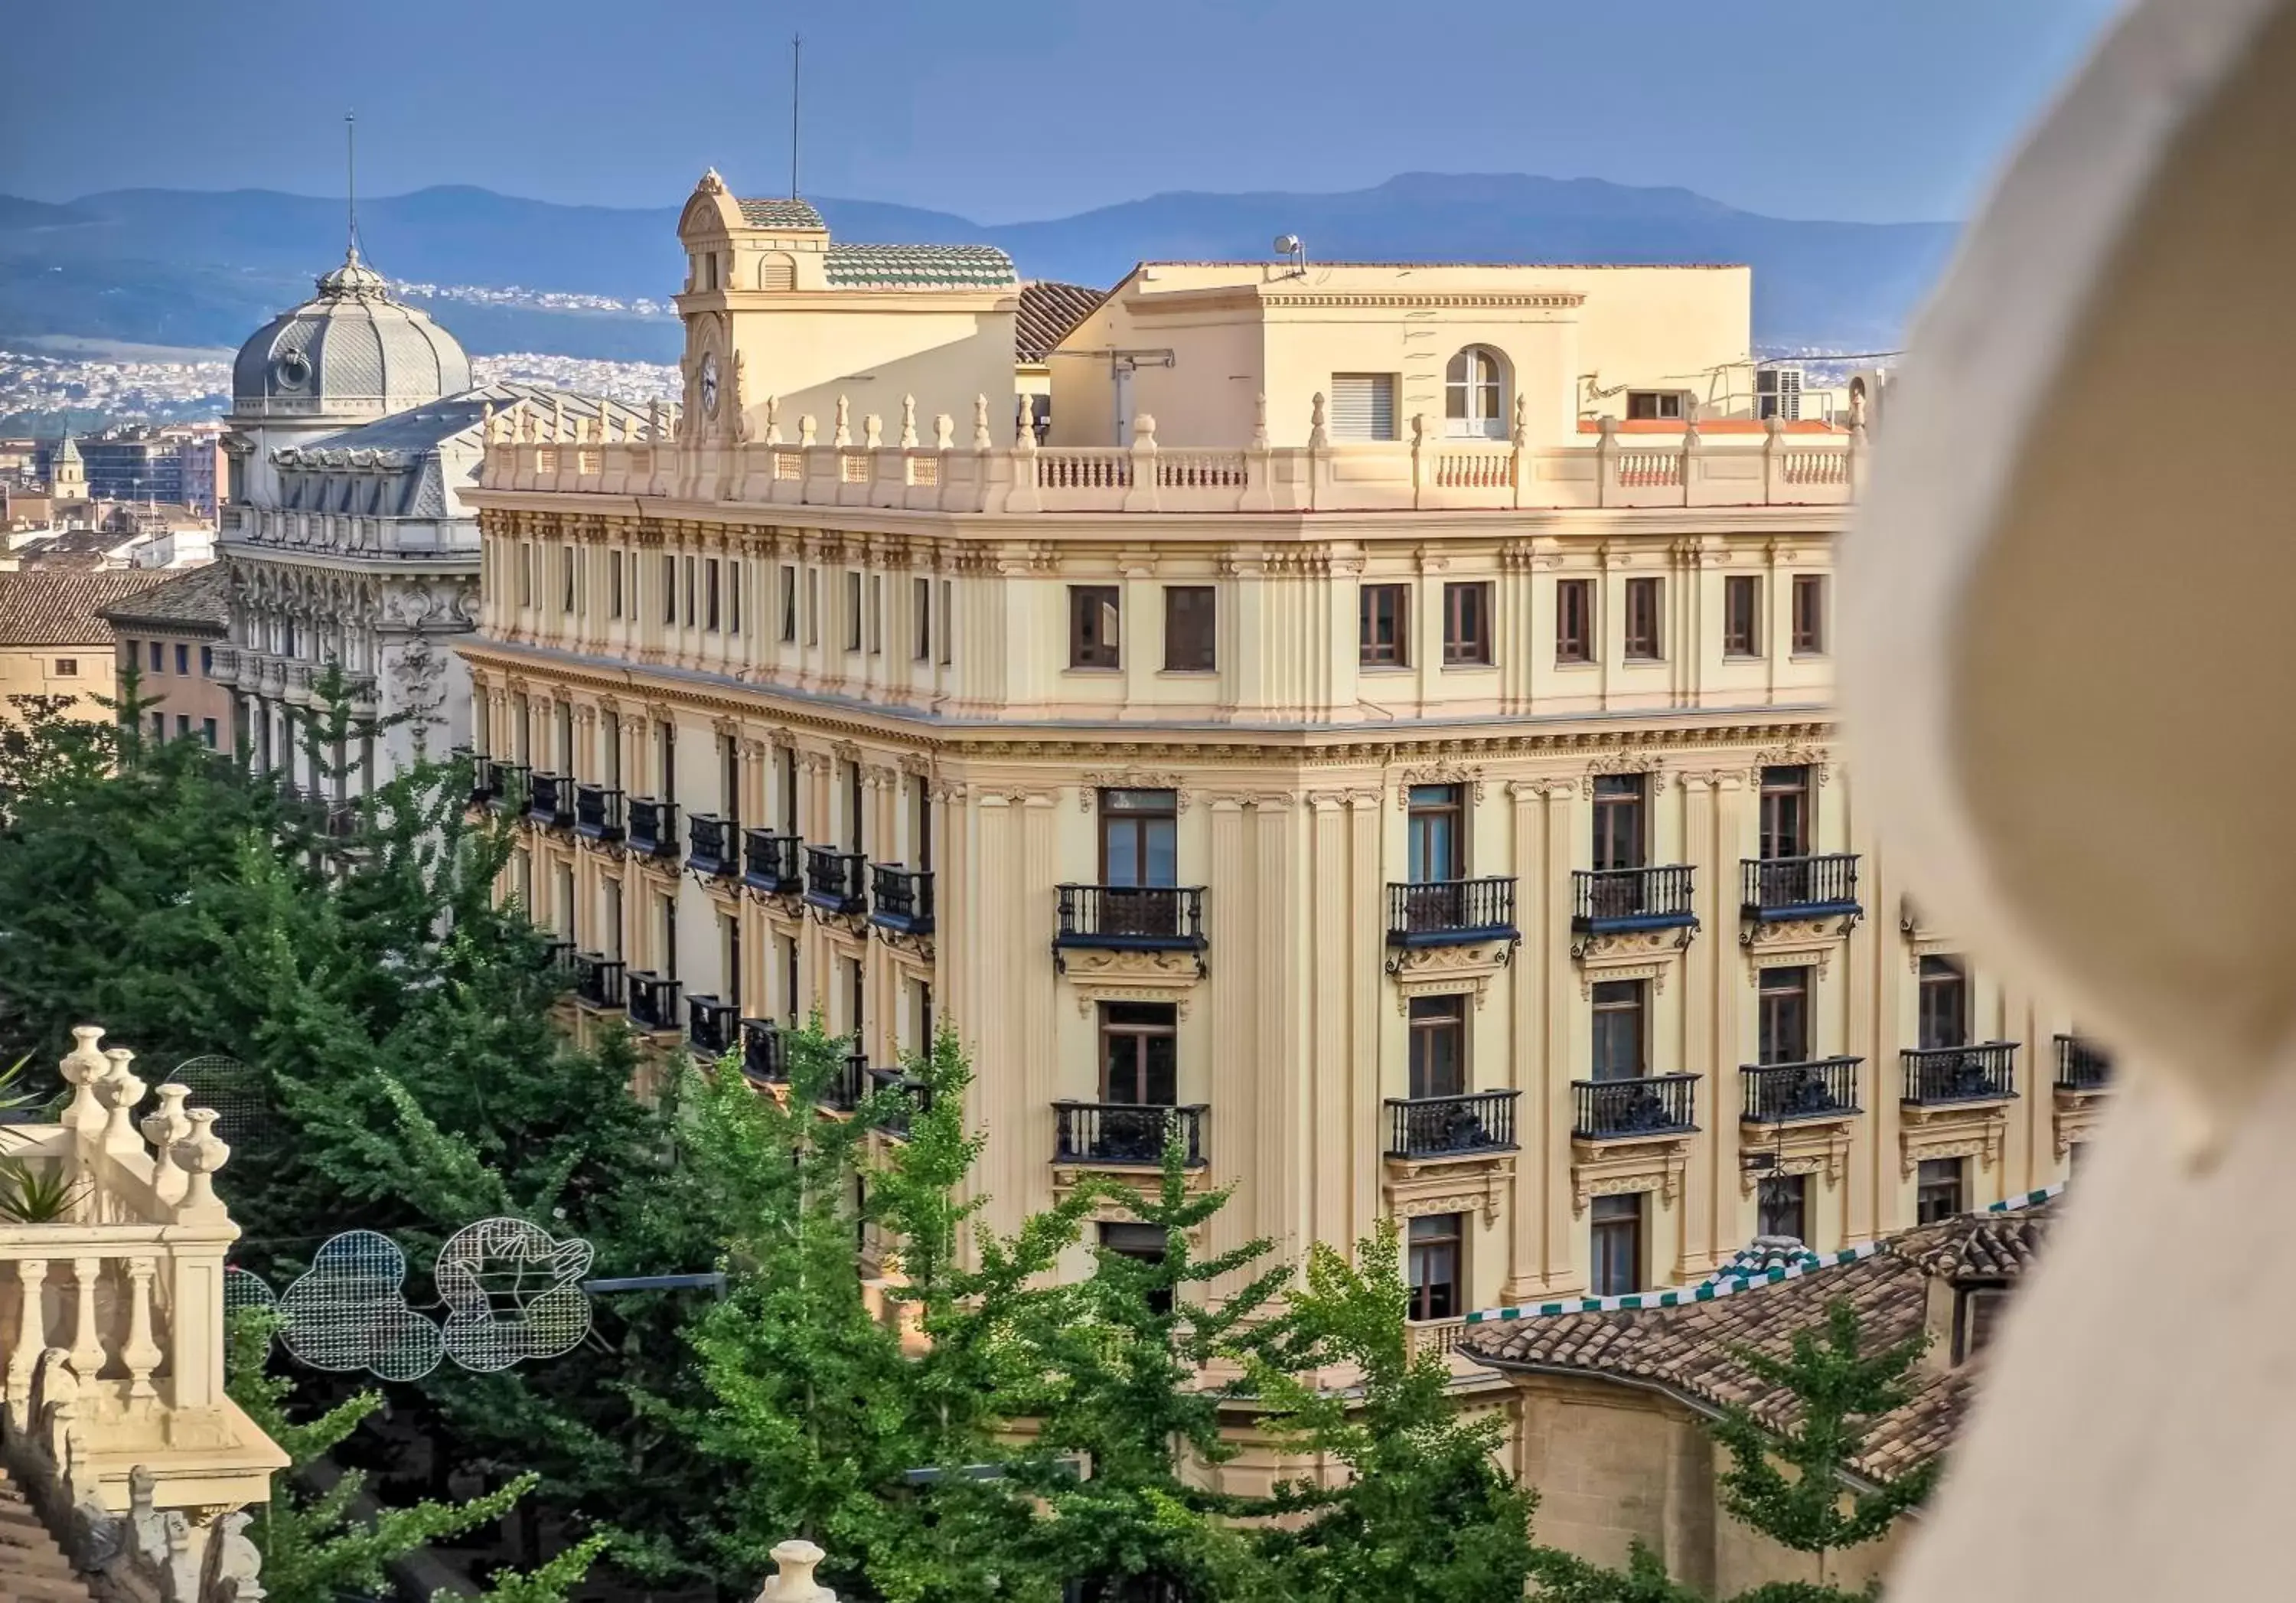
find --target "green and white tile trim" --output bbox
[1455,1180,2067,1329]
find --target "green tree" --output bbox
[1247,1223,1538,1603]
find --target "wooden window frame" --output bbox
[1916,1157,1966,1225]
[1590,773,1646,872]
[1555,578,1594,664]
[1442,580,1493,667]
[1590,1193,1644,1296]
[1359,583,1409,668]
[912,575,932,663]
[1407,994,1468,1099]
[778,565,797,643]
[1068,585,1122,670]
[1624,576,1664,661]
[1098,1001,1179,1105]
[1098,788,1179,886]
[1792,574,1829,655]
[1757,1174,1809,1242]
[1590,978,1648,1081]
[1757,965,1813,1065]
[1163,585,1218,673]
[1918,956,1971,1050]
[1758,766,1812,860]
[1406,1213,1463,1321]
[1405,783,1464,883]
[1723,574,1762,658]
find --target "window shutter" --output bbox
[1328,374,1396,440]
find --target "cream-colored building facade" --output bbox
[457,175,2105,1337]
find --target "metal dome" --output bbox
[230,246,471,423]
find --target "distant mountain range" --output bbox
[0,174,1957,364]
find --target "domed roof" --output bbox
[230,246,471,423]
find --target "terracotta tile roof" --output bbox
[1461,1200,2057,1483]
[735,197,827,230]
[1015,280,1107,364]
[823,242,1016,289]
[97,562,228,632]
[0,569,174,647]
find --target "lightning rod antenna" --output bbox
[790,35,801,199]
[345,110,360,262]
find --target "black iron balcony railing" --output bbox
[687,994,739,1057]
[2055,1034,2112,1092]
[1386,877,1519,947]
[742,828,804,896]
[627,798,679,861]
[1573,867,1698,934]
[869,1066,932,1138]
[1902,1042,2020,1105]
[626,970,682,1032]
[870,866,935,935]
[1740,854,1862,920]
[1054,885,1208,952]
[1571,1073,1701,1139]
[543,938,577,979]
[739,1017,788,1084]
[467,753,501,808]
[1741,1057,1864,1123]
[1384,1089,1521,1160]
[687,813,738,879]
[818,1051,871,1113]
[526,771,575,830]
[804,847,868,916]
[491,761,531,813]
[574,783,625,843]
[573,953,625,1010]
[1052,1102,1208,1167]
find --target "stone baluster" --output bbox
[799,413,818,447]
[141,1084,193,1207]
[764,394,783,446]
[833,396,852,449]
[863,413,882,449]
[172,1109,232,1222]
[899,395,919,449]
[1308,390,1329,449]
[647,399,664,442]
[1761,413,1784,503]
[758,1539,835,1603]
[1125,411,1159,512]
[60,1026,109,1141]
[67,1257,106,1382]
[97,1047,148,1163]
[972,393,993,452]
[8,1259,49,1426]
[1596,414,1619,508]
[1410,412,1428,508]
[1680,407,1702,509]
[933,413,954,451]
[121,1255,161,1400]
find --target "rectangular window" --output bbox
[561,546,576,615]
[719,911,741,1013]
[1625,576,1663,660]
[718,733,740,821]
[201,718,217,748]
[661,554,677,625]
[777,932,800,1025]
[1442,582,1492,667]
[1724,575,1762,658]
[1556,578,1593,664]
[806,569,820,645]
[1626,390,1684,421]
[174,643,190,676]
[1163,586,1216,672]
[148,641,164,672]
[1328,373,1398,441]
[868,574,882,655]
[728,560,742,635]
[777,746,797,831]
[1069,585,1121,669]
[54,658,77,677]
[844,572,863,652]
[1590,1193,1643,1296]
[1099,1001,1178,1105]
[844,760,864,853]
[779,565,798,643]
[1759,766,1811,860]
[938,579,954,667]
[1916,1157,1966,1225]
[520,544,536,609]
[1407,994,1467,1099]
[1590,774,1645,873]
[602,711,621,787]
[1100,788,1178,887]
[174,713,191,739]
[1100,1222,1173,1316]
[658,892,678,979]
[1758,966,1812,1064]
[609,551,625,619]
[1792,574,1828,655]
[1405,784,1463,883]
[1955,1286,2007,1362]
[682,555,697,628]
[150,710,166,739]
[200,645,214,676]
[1757,1175,1809,1243]
[1591,979,1646,1082]
[1407,1213,1462,1321]
[1359,583,1408,668]
[604,877,624,961]
[912,576,931,662]
[1918,956,1970,1050]
[704,559,721,632]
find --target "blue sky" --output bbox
[3,0,2125,223]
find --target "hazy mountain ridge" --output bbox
[0,174,1955,362]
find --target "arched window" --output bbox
[1445,346,1508,438]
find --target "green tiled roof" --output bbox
[736,197,827,230]
[824,242,1016,289]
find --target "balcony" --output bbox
[1386,877,1519,948]
[1901,1043,2020,1105]
[1384,1089,1521,1160]
[1054,885,1208,956]
[687,813,738,879]
[1571,1073,1701,1140]
[468,753,501,808]
[819,1051,871,1113]
[527,770,575,830]
[1053,1101,1208,1167]
[543,937,577,978]
[627,798,679,861]
[575,782,625,843]
[687,994,739,1057]
[490,759,531,813]
[626,970,682,1032]
[2056,1034,2113,1092]
[870,865,935,935]
[1741,1057,1864,1123]
[1572,866,1698,935]
[804,847,869,917]
[1740,854,1862,921]
[573,952,625,1010]
[740,1017,788,1084]
[869,1066,931,1138]
[742,828,804,895]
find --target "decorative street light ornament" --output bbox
[435,1216,595,1371]
[276,1229,445,1381]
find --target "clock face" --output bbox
[700,351,720,417]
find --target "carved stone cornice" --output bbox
[1078,771,1190,811]
[1396,763,1485,807]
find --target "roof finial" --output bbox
[790,34,803,200]
[344,109,360,265]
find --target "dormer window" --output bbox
[1627,390,1686,421]
[1445,346,1508,439]
[1954,1282,2007,1362]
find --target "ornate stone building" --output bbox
[458,172,2104,1344]
[217,246,642,791]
